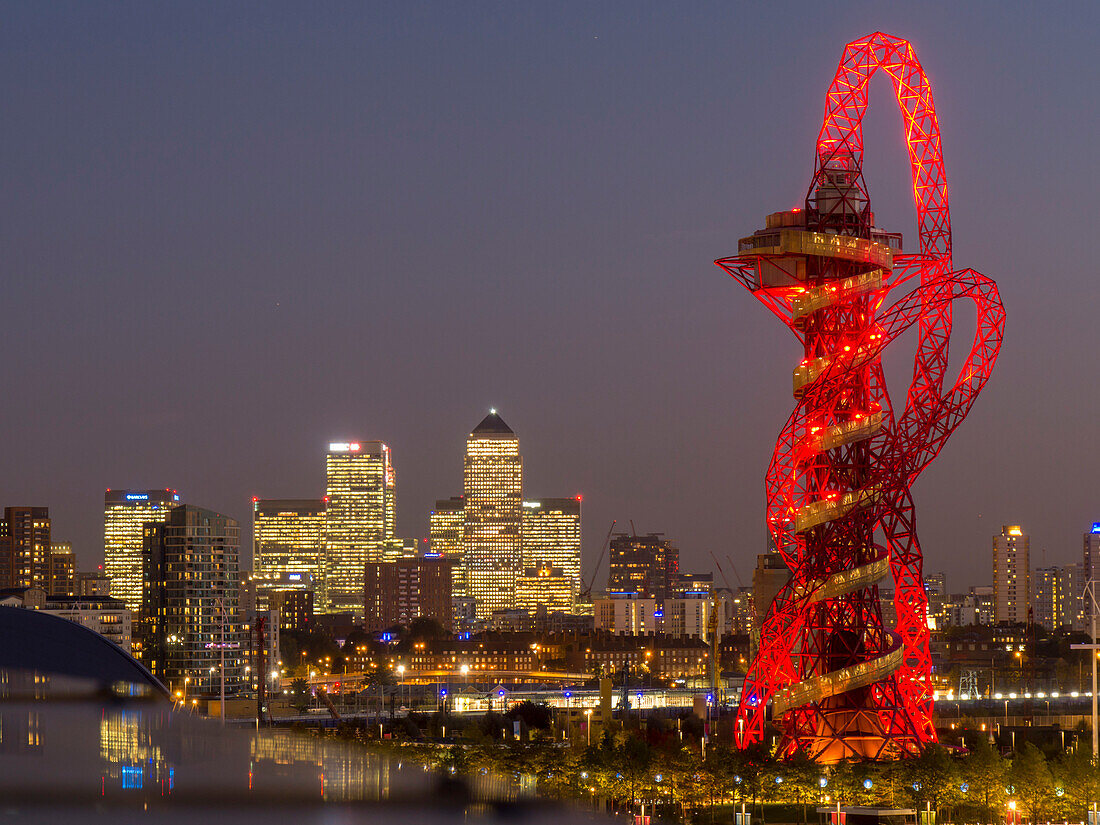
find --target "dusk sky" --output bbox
[0,2,1096,592]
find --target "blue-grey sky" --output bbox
[0,1,1096,592]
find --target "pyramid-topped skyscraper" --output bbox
[463,410,523,620]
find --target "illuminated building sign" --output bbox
[1092,523,1100,534]
[125,494,148,501]
[328,442,361,452]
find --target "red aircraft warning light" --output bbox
[715,32,1003,763]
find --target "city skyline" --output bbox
[8,417,1100,595]
[0,3,1096,592]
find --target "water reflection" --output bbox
[99,710,172,795]
[0,700,535,808]
[0,710,42,753]
[249,728,393,801]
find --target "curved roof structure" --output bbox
[0,606,167,696]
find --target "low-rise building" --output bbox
[563,633,710,680]
[594,595,657,635]
[401,638,539,678]
[41,596,132,652]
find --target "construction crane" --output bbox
[579,520,617,600]
[706,551,730,706]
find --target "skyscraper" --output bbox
[0,507,51,590]
[141,505,242,695]
[1084,524,1100,583]
[463,412,522,620]
[992,525,1030,624]
[104,489,181,613]
[252,498,325,603]
[323,441,395,615]
[1033,566,1074,630]
[48,542,76,597]
[429,496,465,597]
[1080,523,1100,628]
[521,497,581,597]
[606,533,679,602]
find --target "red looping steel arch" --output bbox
[809,32,951,265]
[716,32,1004,761]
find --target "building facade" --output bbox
[594,595,658,635]
[104,489,181,613]
[0,506,51,591]
[924,572,947,630]
[564,633,710,680]
[606,533,679,601]
[323,441,395,616]
[252,498,325,602]
[76,570,111,598]
[663,594,723,642]
[429,497,465,597]
[463,412,522,620]
[244,571,316,621]
[520,497,581,596]
[48,542,76,597]
[1082,525,1100,629]
[270,589,314,633]
[363,556,453,633]
[992,525,1030,624]
[141,505,242,695]
[752,551,791,635]
[516,564,574,615]
[41,595,132,652]
[1033,566,1075,630]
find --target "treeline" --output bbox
[323,708,1100,824]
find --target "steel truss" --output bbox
[715,32,1004,762]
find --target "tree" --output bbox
[900,745,961,817]
[506,700,552,731]
[1056,745,1097,820]
[408,616,445,640]
[1009,743,1056,822]
[616,734,653,812]
[964,738,1006,822]
[727,741,774,819]
[288,677,311,713]
[662,747,705,822]
[782,752,824,824]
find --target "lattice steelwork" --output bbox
[716,32,1004,762]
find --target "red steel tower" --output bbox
[716,33,1004,762]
